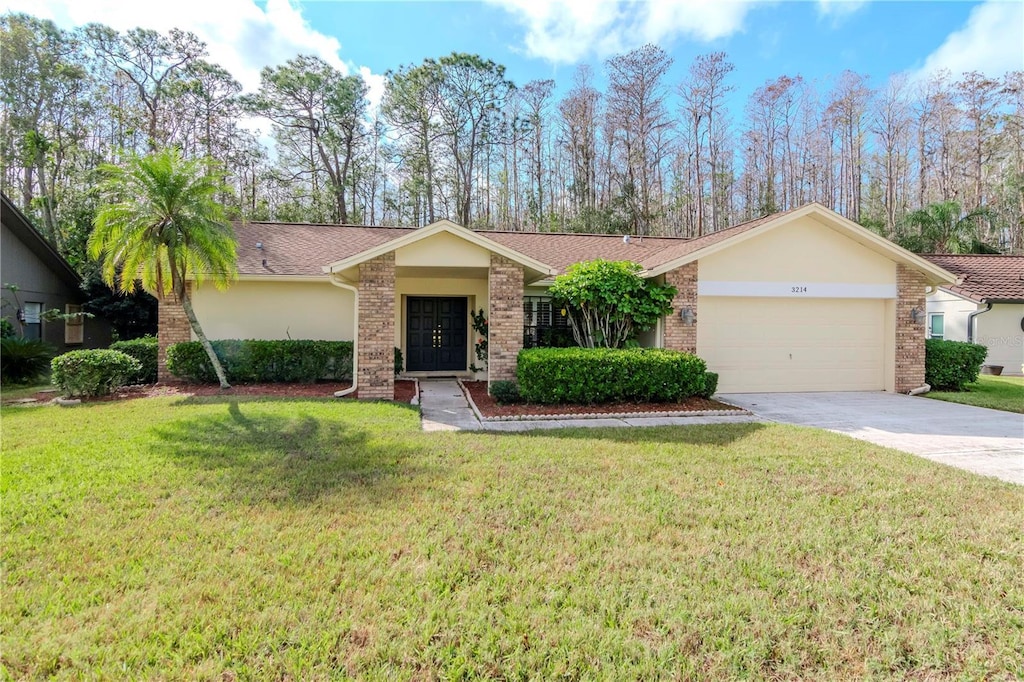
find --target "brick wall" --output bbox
[895,264,926,393]
[357,253,396,400]
[663,262,698,353]
[488,254,524,385]
[157,285,192,382]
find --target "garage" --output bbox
[697,296,890,393]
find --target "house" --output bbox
[1,194,111,352]
[923,255,1024,375]
[159,202,957,397]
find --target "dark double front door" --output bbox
[406,297,468,372]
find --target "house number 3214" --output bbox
[790,286,808,293]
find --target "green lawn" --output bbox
[3,397,1022,679]
[927,375,1024,413]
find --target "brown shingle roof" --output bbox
[922,254,1024,303]
[232,207,800,278]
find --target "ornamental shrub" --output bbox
[697,371,719,399]
[0,337,55,384]
[489,380,521,404]
[925,339,988,391]
[51,349,141,397]
[394,347,404,375]
[110,336,158,384]
[516,347,710,404]
[166,340,354,384]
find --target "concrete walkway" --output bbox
[418,379,757,432]
[720,392,1024,485]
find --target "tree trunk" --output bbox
[178,292,231,389]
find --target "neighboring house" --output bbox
[923,254,1024,375]
[160,202,956,397]
[1,194,111,352]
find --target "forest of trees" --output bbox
[3,12,1022,275]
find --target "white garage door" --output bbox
[697,297,886,393]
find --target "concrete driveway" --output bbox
[719,392,1024,485]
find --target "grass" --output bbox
[0,380,53,402]
[3,397,1022,679]
[927,375,1024,413]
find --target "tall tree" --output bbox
[89,148,238,388]
[605,44,674,234]
[243,56,368,224]
[558,66,601,226]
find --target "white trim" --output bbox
[321,219,556,278]
[697,281,898,299]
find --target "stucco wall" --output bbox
[976,304,1024,374]
[395,232,492,268]
[191,280,354,341]
[925,290,977,341]
[699,215,896,285]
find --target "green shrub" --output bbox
[489,380,521,404]
[51,349,141,397]
[1,337,55,384]
[517,347,710,404]
[698,371,719,399]
[166,340,354,384]
[925,339,988,391]
[110,336,158,384]
[0,317,15,339]
[394,347,404,375]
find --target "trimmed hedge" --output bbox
[925,339,988,391]
[51,349,141,397]
[516,347,712,404]
[489,380,521,404]
[167,340,354,384]
[110,336,158,384]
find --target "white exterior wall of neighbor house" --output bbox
[695,215,900,393]
[190,280,355,341]
[926,291,1024,375]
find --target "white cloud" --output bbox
[912,0,1024,80]
[485,0,755,63]
[815,0,867,20]
[0,0,381,93]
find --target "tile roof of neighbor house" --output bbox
[233,209,799,278]
[922,254,1024,303]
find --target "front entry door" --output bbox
[406,297,468,372]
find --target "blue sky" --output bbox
[3,0,1021,110]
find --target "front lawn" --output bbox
[3,398,1022,679]
[927,374,1024,413]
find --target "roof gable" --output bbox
[322,219,556,282]
[1,193,81,290]
[644,203,958,286]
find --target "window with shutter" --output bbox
[65,304,84,344]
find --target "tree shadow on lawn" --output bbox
[150,399,439,506]
[477,421,766,447]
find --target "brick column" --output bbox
[488,254,524,386]
[157,286,191,383]
[895,264,926,393]
[663,262,698,353]
[357,253,396,400]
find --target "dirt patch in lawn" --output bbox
[14,380,419,405]
[462,380,744,419]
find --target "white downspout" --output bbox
[329,273,359,397]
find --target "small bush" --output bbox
[698,371,719,399]
[0,317,16,339]
[517,347,711,404]
[489,380,521,404]
[394,347,404,375]
[110,336,158,384]
[166,339,354,384]
[1,337,55,384]
[925,339,988,391]
[51,349,141,397]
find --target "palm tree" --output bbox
[89,148,237,388]
[896,200,996,254]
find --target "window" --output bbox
[928,313,944,340]
[523,296,573,348]
[65,304,84,344]
[21,302,42,341]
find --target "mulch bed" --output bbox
[14,380,419,405]
[461,380,744,419]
